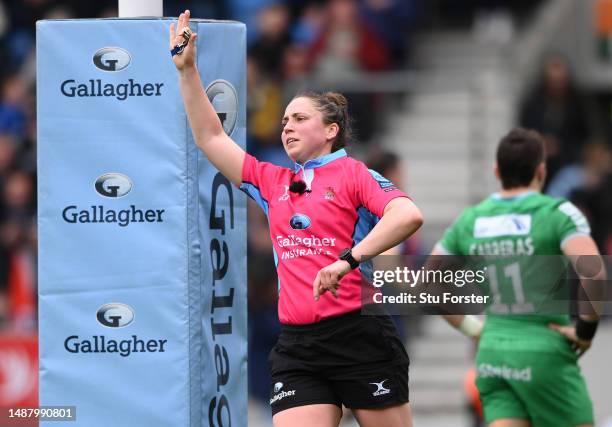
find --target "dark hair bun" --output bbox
[324,92,348,109]
[292,90,353,151]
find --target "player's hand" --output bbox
[313,260,351,301]
[170,10,197,71]
[549,323,592,357]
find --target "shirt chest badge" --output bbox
[323,186,335,201]
[289,213,311,230]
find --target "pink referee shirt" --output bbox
[239,149,408,324]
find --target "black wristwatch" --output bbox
[339,248,360,270]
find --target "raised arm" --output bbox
[170,10,245,186]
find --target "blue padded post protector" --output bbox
[37,18,246,427]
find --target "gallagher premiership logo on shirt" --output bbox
[368,169,397,192]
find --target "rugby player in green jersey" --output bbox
[432,128,605,427]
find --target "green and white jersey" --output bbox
[436,191,591,351]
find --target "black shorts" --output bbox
[267,309,409,416]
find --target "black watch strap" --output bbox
[339,248,360,270]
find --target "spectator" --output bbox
[281,42,310,105]
[0,170,36,331]
[249,3,292,78]
[306,0,392,142]
[246,55,291,167]
[547,141,612,200]
[0,74,29,138]
[519,54,600,184]
[225,0,279,45]
[307,0,391,76]
[290,1,325,46]
[561,144,612,254]
[359,0,421,67]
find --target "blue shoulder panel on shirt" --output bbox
[240,182,269,216]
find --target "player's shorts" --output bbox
[476,345,594,427]
[267,309,409,416]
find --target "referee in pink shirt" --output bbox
[171,11,423,427]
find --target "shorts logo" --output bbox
[369,379,390,396]
[290,213,311,230]
[270,382,296,405]
[477,364,532,382]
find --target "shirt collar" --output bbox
[490,190,538,201]
[293,149,347,172]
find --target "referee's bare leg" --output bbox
[273,404,342,427]
[353,402,413,427]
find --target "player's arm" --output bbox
[351,198,423,263]
[170,10,245,186]
[313,197,423,300]
[443,315,483,341]
[550,234,606,356]
[430,246,484,341]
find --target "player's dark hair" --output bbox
[496,128,545,189]
[293,91,353,151]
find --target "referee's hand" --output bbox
[170,10,197,71]
[313,261,351,301]
[549,323,591,357]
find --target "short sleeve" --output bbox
[239,153,283,214]
[436,220,461,255]
[355,163,409,218]
[555,201,591,248]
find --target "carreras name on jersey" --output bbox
[469,237,534,256]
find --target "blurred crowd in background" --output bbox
[1,0,612,410]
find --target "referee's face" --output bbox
[281,97,332,163]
